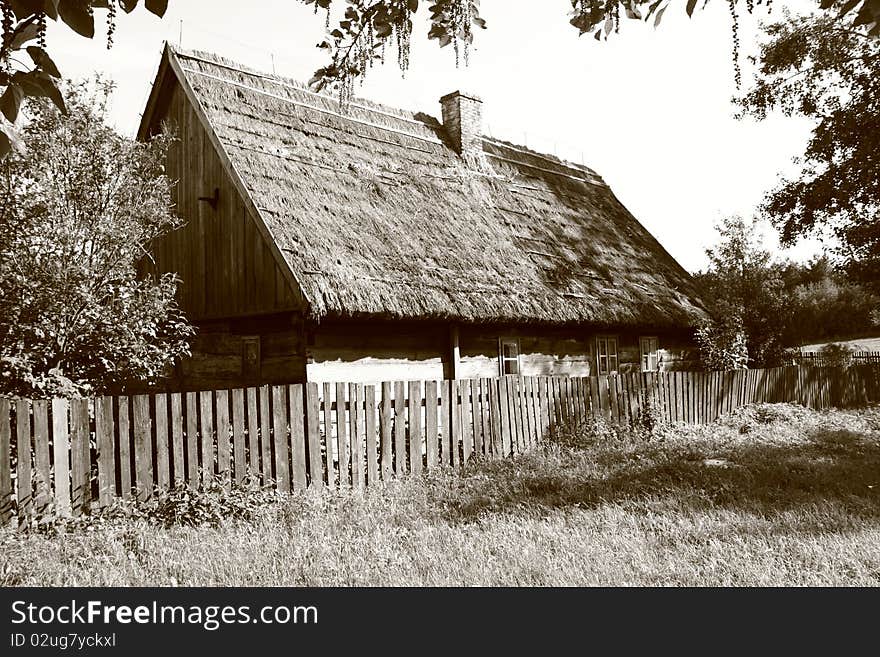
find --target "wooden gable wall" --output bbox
[141,75,300,321]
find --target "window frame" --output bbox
[640,336,660,372]
[498,337,522,376]
[596,335,619,375]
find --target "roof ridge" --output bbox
[482,136,603,182]
[170,45,441,128]
[179,65,447,148]
[170,45,612,187]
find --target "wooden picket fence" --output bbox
[792,351,880,367]
[1,364,879,526]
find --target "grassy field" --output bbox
[2,403,880,586]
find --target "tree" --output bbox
[0,0,169,157]
[3,1,878,154]
[693,216,791,368]
[301,0,880,100]
[0,79,193,396]
[782,257,879,343]
[738,6,880,287]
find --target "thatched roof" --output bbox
[148,45,707,329]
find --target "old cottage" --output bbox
[138,44,706,390]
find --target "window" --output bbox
[596,336,618,375]
[498,338,521,376]
[640,336,659,372]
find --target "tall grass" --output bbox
[2,403,879,586]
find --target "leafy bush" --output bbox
[632,385,664,437]
[21,476,280,535]
[0,79,193,397]
[819,343,855,368]
[145,479,280,528]
[695,319,749,370]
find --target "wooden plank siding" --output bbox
[141,78,300,322]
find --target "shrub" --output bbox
[632,385,664,437]
[695,319,749,370]
[20,476,280,535]
[819,343,855,367]
[145,478,280,528]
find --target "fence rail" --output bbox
[2,364,879,526]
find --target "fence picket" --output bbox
[380,382,392,480]
[364,385,378,485]
[246,387,260,484]
[52,398,71,516]
[323,382,336,489]
[118,397,133,499]
[425,380,439,469]
[393,381,407,474]
[499,377,512,457]
[0,400,10,524]
[408,380,423,475]
[215,390,231,489]
[232,389,246,485]
[336,383,349,486]
[487,378,500,456]
[133,395,153,501]
[32,400,51,515]
[472,379,484,456]
[290,384,307,491]
[154,394,170,491]
[95,396,115,506]
[199,391,215,485]
[452,380,462,467]
[306,383,323,488]
[512,377,524,454]
[16,400,33,520]
[272,385,290,493]
[350,383,364,489]
[525,377,537,448]
[460,379,472,464]
[440,380,452,465]
[70,398,90,515]
[170,393,185,486]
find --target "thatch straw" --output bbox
[169,47,707,329]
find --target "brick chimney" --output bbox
[440,91,483,164]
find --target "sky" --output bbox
[44,0,827,273]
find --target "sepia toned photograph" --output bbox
[0,0,878,609]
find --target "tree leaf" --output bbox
[145,0,168,17]
[837,0,860,16]
[0,124,24,158]
[645,0,663,20]
[0,130,11,158]
[686,0,698,17]
[120,0,140,13]
[8,0,43,20]
[0,85,25,123]
[853,2,878,26]
[41,0,60,20]
[58,0,96,38]
[27,46,62,78]
[10,21,40,49]
[14,71,67,115]
[654,4,667,27]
